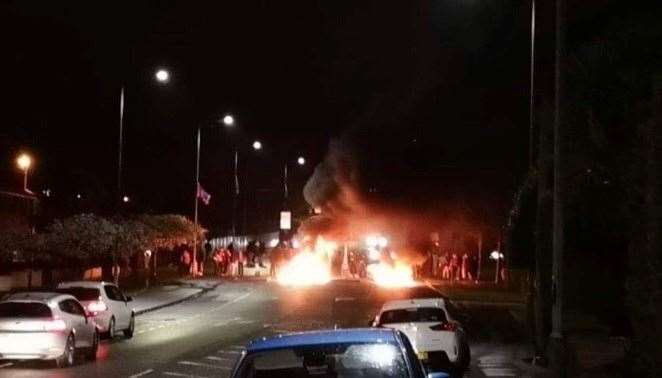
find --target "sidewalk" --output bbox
[127,279,221,315]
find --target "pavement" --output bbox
[127,279,221,315]
[0,278,566,378]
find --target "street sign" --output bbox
[280,211,292,230]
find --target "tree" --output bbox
[45,214,116,263]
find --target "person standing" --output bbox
[180,248,192,277]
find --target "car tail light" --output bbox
[44,319,67,332]
[430,322,458,332]
[87,301,107,313]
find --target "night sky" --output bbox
[1,1,624,236]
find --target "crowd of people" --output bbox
[419,250,479,282]
[176,240,276,279]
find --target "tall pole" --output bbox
[118,86,125,203]
[550,0,565,364]
[193,127,201,276]
[23,167,29,192]
[529,0,536,170]
[113,86,125,285]
[283,163,289,200]
[232,149,239,236]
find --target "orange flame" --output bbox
[276,236,336,286]
[367,262,416,288]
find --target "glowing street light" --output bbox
[297,156,306,166]
[222,114,235,126]
[252,140,262,151]
[16,153,32,192]
[122,195,130,203]
[155,69,170,83]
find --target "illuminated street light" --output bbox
[155,69,170,83]
[222,114,234,126]
[16,154,31,170]
[76,194,82,199]
[297,156,306,166]
[252,141,262,150]
[122,195,130,203]
[16,153,32,192]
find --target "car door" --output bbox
[59,299,91,347]
[104,285,129,329]
[69,300,94,347]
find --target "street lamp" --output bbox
[252,141,262,151]
[155,69,170,83]
[222,114,235,126]
[122,195,130,203]
[118,68,171,206]
[16,153,32,192]
[297,156,306,166]
[193,114,236,276]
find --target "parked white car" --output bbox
[372,298,470,371]
[0,292,99,367]
[57,281,135,339]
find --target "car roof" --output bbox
[246,328,399,353]
[3,291,75,303]
[380,298,447,311]
[57,281,110,288]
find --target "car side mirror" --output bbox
[427,372,449,378]
[125,296,133,302]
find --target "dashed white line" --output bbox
[206,355,232,361]
[178,361,232,370]
[128,368,154,378]
[0,363,13,368]
[163,372,211,378]
[481,368,518,377]
[230,292,252,303]
[217,350,241,355]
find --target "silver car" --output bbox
[0,292,99,367]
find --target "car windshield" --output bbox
[379,308,447,325]
[0,302,52,318]
[237,342,409,378]
[56,287,100,301]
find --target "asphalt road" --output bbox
[0,279,534,378]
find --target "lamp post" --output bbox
[193,114,235,276]
[117,68,170,205]
[283,156,306,200]
[16,153,32,193]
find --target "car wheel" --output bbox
[87,330,99,361]
[453,343,471,373]
[103,317,116,340]
[56,334,75,368]
[123,314,135,338]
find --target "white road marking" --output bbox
[229,345,245,350]
[128,368,154,378]
[178,361,232,370]
[163,372,211,378]
[230,292,252,303]
[482,368,517,376]
[217,350,242,355]
[214,317,242,327]
[206,356,232,361]
[0,363,13,368]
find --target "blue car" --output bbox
[231,328,449,378]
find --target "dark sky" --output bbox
[2,0,615,234]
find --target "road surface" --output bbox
[0,279,540,378]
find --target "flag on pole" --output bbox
[196,183,211,205]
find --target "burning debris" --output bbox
[276,236,336,286]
